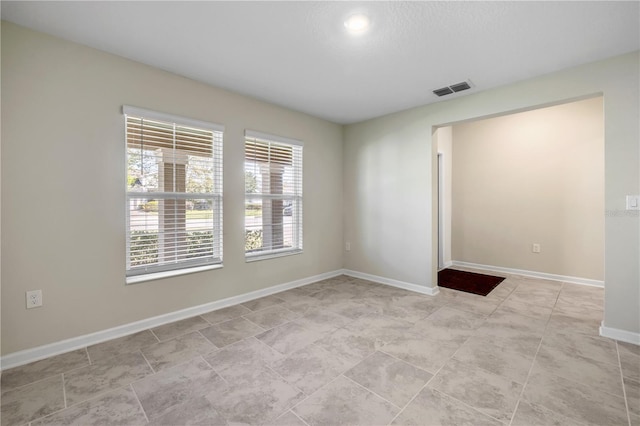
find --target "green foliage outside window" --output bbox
[130,230,215,266]
[245,230,263,251]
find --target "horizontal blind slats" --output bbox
[244,133,302,257]
[126,110,223,276]
[126,117,219,156]
[245,139,293,165]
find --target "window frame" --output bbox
[124,106,224,283]
[244,130,303,262]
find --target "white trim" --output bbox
[122,105,224,132]
[0,269,343,371]
[438,261,453,271]
[245,129,303,147]
[437,152,445,270]
[451,261,604,288]
[600,322,640,345]
[246,249,303,263]
[126,264,223,285]
[342,269,439,296]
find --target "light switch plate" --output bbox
[626,195,640,210]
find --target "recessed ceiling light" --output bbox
[344,14,370,34]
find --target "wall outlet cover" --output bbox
[26,290,43,309]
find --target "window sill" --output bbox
[126,264,223,285]
[245,249,303,263]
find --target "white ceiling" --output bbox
[2,1,638,124]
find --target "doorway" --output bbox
[436,96,604,282]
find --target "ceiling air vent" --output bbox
[450,81,471,92]
[433,80,472,97]
[433,87,454,97]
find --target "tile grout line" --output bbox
[128,354,229,422]
[394,379,509,426]
[24,373,71,425]
[84,347,92,366]
[128,383,150,424]
[531,352,630,401]
[340,373,403,411]
[505,277,556,426]
[386,377,429,425]
[61,373,67,409]
[264,363,302,393]
[148,328,161,342]
[27,383,139,425]
[262,363,310,416]
[150,322,209,343]
[148,327,161,343]
[289,409,311,426]
[195,329,221,354]
[203,313,245,326]
[547,282,630,405]
[405,277,527,425]
[551,281,564,312]
[2,370,71,394]
[386,311,502,426]
[240,315,274,332]
[285,371,345,420]
[200,356,231,386]
[137,349,156,375]
[438,331,509,422]
[200,313,216,325]
[2,351,95,394]
[376,348,431,375]
[306,340,359,374]
[616,342,633,426]
[508,282,562,426]
[199,353,215,370]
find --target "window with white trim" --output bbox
[124,106,223,280]
[244,130,303,260]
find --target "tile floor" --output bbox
[1,272,638,425]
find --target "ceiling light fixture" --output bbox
[344,14,370,34]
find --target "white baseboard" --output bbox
[1,269,344,371]
[450,261,604,288]
[342,269,439,296]
[438,261,453,271]
[600,322,640,345]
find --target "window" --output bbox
[245,130,303,260]
[124,106,223,281]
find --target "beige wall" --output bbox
[343,114,433,284]
[344,52,639,336]
[451,97,604,280]
[1,23,344,355]
[2,22,639,355]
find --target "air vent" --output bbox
[433,87,454,97]
[433,80,472,97]
[450,82,471,92]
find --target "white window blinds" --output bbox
[124,106,223,278]
[244,130,303,259]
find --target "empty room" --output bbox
[1,2,639,426]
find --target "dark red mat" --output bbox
[438,268,505,296]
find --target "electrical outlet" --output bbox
[345,242,351,251]
[532,243,541,253]
[26,290,43,309]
